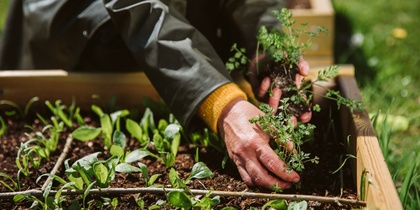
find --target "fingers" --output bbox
[233,142,300,190]
[235,154,298,190]
[299,111,312,123]
[298,57,310,76]
[268,87,281,113]
[257,77,271,99]
[257,146,300,184]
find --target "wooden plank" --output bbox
[0,71,160,111]
[291,0,335,63]
[336,75,403,210]
[0,64,353,111]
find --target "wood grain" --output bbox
[336,75,403,210]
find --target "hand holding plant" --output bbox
[225,8,363,190]
[218,98,300,190]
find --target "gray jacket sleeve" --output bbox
[102,0,233,128]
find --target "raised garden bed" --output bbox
[289,0,335,66]
[0,65,402,209]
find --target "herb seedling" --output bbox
[226,8,364,174]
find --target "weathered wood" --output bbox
[291,0,335,65]
[0,70,160,111]
[336,75,403,210]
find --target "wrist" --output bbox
[197,83,247,133]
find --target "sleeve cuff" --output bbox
[197,83,247,133]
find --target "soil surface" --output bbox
[0,103,361,209]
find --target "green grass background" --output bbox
[0,0,418,208]
[333,1,419,208]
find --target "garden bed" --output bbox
[0,65,402,209]
[289,0,335,66]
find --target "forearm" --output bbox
[103,0,233,130]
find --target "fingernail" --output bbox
[262,77,270,85]
[292,177,300,183]
[300,64,309,75]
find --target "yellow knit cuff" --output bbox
[197,83,247,133]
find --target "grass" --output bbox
[0,0,10,41]
[0,0,418,208]
[333,0,420,208]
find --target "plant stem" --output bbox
[3,187,366,207]
[30,134,73,208]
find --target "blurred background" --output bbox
[0,0,418,208]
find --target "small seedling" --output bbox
[45,99,84,128]
[167,162,217,209]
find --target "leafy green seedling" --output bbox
[138,162,162,187]
[151,119,182,167]
[126,118,146,146]
[261,199,287,210]
[0,96,39,119]
[167,189,220,209]
[45,99,84,128]
[0,172,19,191]
[169,162,214,190]
[0,116,6,138]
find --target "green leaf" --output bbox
[126,148,156,163]
[164,124,181,139]
[113,130,127,149]
[100,114,113,147]
[169,168,182,188]
[165,124,181,156]
[164,152,176,167]
[68,173,84,190]
[110,145,125,158]
[72,126,101,141]
[262,199,287,210]
[91,105,104,117]
[70,152,100,171]
[126,118,143,142]
[167,190,193,208]
[158,119,168,133]
[110,109,130,125]
[187,162,214,181]
[148,174,161,186]
[93,163,109,187]
[152,133,165,152]
[288,201,308,210]
[115,163,141,173]
[140,108,156,131]
[13,194,26,202]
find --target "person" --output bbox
[0,0,312,190]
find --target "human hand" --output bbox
[249,54,312,123]
[218,97,300,190]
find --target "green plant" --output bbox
[0,172,19,191]
[371,108,419,208]
[398,152,418,207]
[45,99,84,128]
[0,116,6,138]
[226,8,363,175]
[0,97,40,119]
[167,162,217,209]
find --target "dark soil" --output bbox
[257,61,310,116]
[0,101,361,209]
